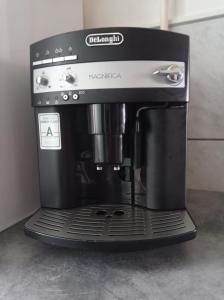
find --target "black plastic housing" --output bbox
[25,28,197,249]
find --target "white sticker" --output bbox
[38,113,61,150]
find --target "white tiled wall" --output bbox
[83,0,224,28]
[187,141,224,192]
[173,18,224,192]
[173,18,224,139]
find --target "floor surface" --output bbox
[0,190,223,300]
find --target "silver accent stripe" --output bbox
[33,60,185,94]
[42,58,53,64]
[52,57,64,63]
[64,55,77,61]
[33,60,42,66]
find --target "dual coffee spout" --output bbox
[88,103,126,171]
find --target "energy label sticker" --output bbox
[38,113,61,150]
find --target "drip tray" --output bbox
[24,204,196,249]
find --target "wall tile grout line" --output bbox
[188,138,224,141]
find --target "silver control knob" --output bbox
[36,76,48,86]
[153,64,184,85]
[62,73,75,84]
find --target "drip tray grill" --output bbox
[25,204,196,248]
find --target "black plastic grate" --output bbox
[151,211,186,234]
[25,204,196,246]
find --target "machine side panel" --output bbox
[144,106,187,210]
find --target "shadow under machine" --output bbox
[25,28,196,249]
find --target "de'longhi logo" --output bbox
[85,32,124,47]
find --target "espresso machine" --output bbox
[25,28,196,249]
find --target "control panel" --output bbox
[33,60,185,94]
[31,28,189,106]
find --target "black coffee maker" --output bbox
[25,28,196,249]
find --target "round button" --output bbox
[63,94,69,101]
[72,93,79,100]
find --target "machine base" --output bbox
[24,204,196,250]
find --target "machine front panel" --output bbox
[31,27,189,107]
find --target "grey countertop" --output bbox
[0,190,223,300]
